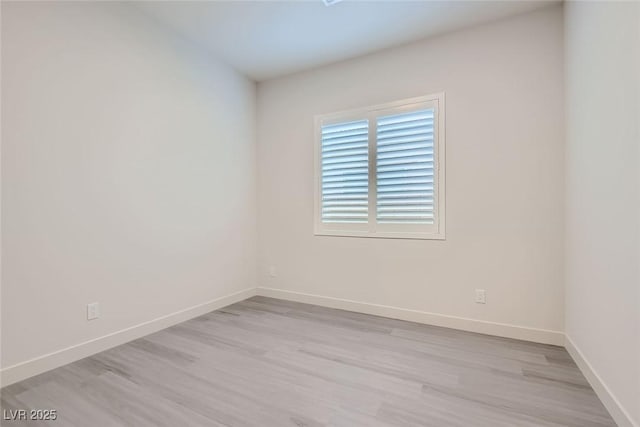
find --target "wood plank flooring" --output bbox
[1,296,616,426]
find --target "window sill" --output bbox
[313,229,446,240]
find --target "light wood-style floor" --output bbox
[1,296,615,427]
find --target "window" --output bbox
[314,93,445,239]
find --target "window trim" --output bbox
[314,93,446,240]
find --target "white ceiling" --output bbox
[136,1,557,81]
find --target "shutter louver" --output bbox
[321,119,369,223]
[376,109,435,224]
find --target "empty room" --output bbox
[1,0,638,426]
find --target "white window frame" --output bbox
[314,93,446,240]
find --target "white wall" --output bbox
[1,2,256,374]
[257,6,565,342]
[564,2,640,426]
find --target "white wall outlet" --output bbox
[87,302,100,320]
[475,289,486,304]
[269,266,277,277]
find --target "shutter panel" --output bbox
[321,119,369,223]
[376,109,435,224]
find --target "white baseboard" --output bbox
[565,335,638,427]
[256,287,564,346]
[0,287,257,388]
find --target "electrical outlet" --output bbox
[269,266,277,278]
[475,289,486,304]
[87,302,100,320]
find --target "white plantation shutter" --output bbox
[376,109,435,224]
[315,94,444,239]
[321,119,369,223]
